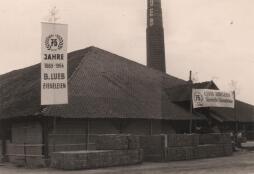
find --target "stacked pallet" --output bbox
[50,134,143,170]
[51,149,143,170]
[5,141,45,168]
[139,135,166,161]
[166,144,232,161]
[90,135,128,150]
[167,134,199,147]
[140,134,233,162]
[199,133,231,145]
[48,134,87,156]
[90,135,140,150]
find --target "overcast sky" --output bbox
[0,0,254,105]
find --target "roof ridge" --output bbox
[85,46,187,82]
[67,50,93,82]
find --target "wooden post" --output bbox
[86,119,90,150]
[189,104,193,134]
[42,119,49,160]
[149,120,153,135]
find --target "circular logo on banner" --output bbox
[45,34,64,51]
[193,91,204,106]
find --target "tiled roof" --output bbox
[0,46,201,120]
[43,47,200,120]
[0,47,90,119]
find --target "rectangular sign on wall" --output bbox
[192,89,235,109]
[41,22,68,105]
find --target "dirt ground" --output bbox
[1,151,254,174]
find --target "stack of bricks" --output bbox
[90,135,140,150]
[140,133,233,162]
[139,135,166,161]
[199,133,231,145]
[48,134,87,156]
[51,134,143,170]
[51,149,143,170]
[5,141,45,168]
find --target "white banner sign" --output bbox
[192,89,235,109]
[41,22,68,105]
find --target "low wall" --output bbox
[140,134,232,162]
[51,149,143,170]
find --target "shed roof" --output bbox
[210,101,254,123]
[165,81,219,102]
[164,82,254,123]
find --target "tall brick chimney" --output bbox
[146,0,166,72]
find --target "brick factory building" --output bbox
[0,0,253,169]
[0,46,253,167]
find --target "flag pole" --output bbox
[189,91,193,134]
[189,71,193,134]
[233,90,238,133]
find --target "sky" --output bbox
[0,0,254,105]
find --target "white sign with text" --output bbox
[41,22,68,105]
[192,89,234,109]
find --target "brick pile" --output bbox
[90,135,140,150]
[139,135,166,161]
[48,134,87,156]
[6,141,45,168]
[90,135,129,150]
[51,149,143,170]
[199,133,231,145]
[51,135,143,170]
[167,134,199,147]
[140,134,233,162]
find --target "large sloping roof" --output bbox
[0,47,90,119]
[0,46,201,120]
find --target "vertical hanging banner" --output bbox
[41,22,68,105]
